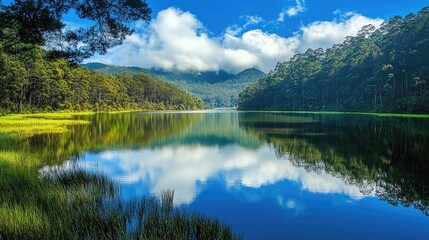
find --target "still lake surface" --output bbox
[30,111,429,239]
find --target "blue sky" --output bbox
[3,0,428,72]
[147,0,428,36]
[87,0,428,72]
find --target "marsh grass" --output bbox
[0,119,240,239]
[160,188,175,210]
[0,163,240,239]
[0,113,91,137]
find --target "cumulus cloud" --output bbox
[88,7,383,73]
[298,14,384,51]
[90,8,260,73]
[222,29,300,72]
[278,0,306,21]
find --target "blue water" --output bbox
[60,111,429,239]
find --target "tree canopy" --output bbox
[0,0,151,61]
[238,6,429,113]
[0,37,205,114]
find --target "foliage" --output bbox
[0,42,206,114]
[83,63,267,108]
[0,0,151,61]
[239,7,429,113]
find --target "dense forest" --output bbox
[239,7,429,113]
[83,63,266,108]
[0,43,205,114]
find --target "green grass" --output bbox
[0,161,240,239]
[0,112,241,239]
[245,110,429,118]
[0,112,92,137]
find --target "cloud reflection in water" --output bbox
[78,144,368,205]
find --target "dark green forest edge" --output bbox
[239,7,429,113]
[0,52,206,114]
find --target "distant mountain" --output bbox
[83,62,111,70]
[82,63,266,108]
[148,69,236,84]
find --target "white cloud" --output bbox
[242,15,264,28]
[224,15,264,38]
[278,0,306,21]
[87,7,383,73]
[222,29,300,72]
[89,8,261,73]
[298,14,384,51]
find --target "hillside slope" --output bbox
[0,48,205,114]
[238,7,429,113]
[83,64,266,108]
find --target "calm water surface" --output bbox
[29,111,429,239]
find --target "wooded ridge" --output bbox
[238,7,429,113]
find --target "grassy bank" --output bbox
[0,112,240,239]
[0,112,93,137]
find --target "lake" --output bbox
[28,111,429,239]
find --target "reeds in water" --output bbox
[0,163,241,239]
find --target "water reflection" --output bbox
[239,112,429,215]
[78,144,365,204]
[26,111,429,238]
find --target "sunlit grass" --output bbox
[0,203,48,237]
[0,113,91,137]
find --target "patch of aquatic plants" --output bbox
[0,162,240,239]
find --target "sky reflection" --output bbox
[78,143,367,205]
[38,111,429,239]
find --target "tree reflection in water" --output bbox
[19,111,429,216]
[239,112,429,215]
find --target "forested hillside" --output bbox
[0,42,205,114]
[238,7,429,113]
[83,63,266,108]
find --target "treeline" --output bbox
[239,7,429,113]
[0,44,205,114]
[84,63,266,108]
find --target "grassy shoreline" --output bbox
[0,111,240,239]
[0,113,92,137]
[0,110,153,137]
[1,109,428,137]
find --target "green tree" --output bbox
[0,0,151,61]
[239,6,429,114]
